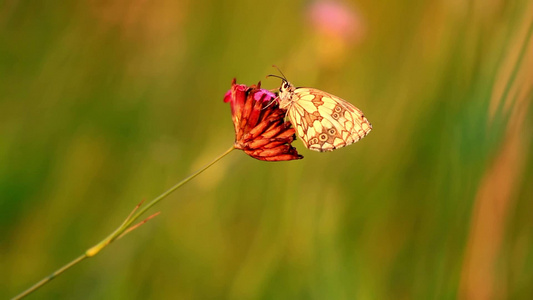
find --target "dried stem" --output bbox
[117,212,161,240]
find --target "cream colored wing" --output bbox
[286,88,372,152]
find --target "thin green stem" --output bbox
[12,145,235,300]
[123,145,236,235]
[11,254,87,300]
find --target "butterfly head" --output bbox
[267,66,297,109]
[267,74,295,108]
[279,79,295,96]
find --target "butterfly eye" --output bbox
[282,81,289,89]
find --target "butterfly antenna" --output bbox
[266,74,285,81]
[272,65,288,80]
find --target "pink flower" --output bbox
[224,78,303,161]
[307,1,365,43]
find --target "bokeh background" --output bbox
[2,0,533,299]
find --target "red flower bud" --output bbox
[224,78,303,161]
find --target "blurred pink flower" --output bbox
[224,79,303,161]
[307,1,365,43]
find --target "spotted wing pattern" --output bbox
[286,88,372,152]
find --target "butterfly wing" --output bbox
[286,88,372,152]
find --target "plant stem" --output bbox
[11,254,87,300]
[12,145,235,300]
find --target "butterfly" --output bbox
[269,72,372,152]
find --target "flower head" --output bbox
[224,78,303,161]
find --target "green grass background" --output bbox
[1,0,532,299]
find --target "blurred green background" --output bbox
[1,0,533,299]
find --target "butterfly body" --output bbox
[277,80,372,152]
